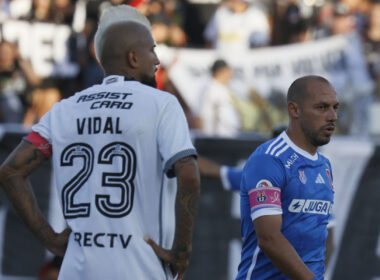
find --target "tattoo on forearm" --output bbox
[173,189,199,258]
[173,157,200,259]
[0,141,51,245]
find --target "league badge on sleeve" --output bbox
[299,170,307,184]
[255,179,273,188]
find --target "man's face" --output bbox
[298,81,339,147]
[136,31,160,88]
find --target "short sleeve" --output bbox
[30,107,53,143]
[157,96,197,178]
[242,154,286,221]
[220,166,242,191]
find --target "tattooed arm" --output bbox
[145,155,200,279]
[0,140,71,256]
[170,156,200,276]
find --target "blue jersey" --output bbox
[220,166,243,191]
[237,131,334,280]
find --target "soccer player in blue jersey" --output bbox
[236,75,338,280]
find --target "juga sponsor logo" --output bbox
[288,199,331,215]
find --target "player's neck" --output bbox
[286,127,318,155]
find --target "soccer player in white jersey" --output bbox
[237,76,339,279]
[0,5,200,280]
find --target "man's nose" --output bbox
[154,54,160,66]
[327,107,338,122]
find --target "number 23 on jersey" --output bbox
[60,142,136,219]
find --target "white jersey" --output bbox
[199,79,241,137]
[203,5,270,51]
[31,75,196,280]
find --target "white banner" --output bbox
[0,20,79,78]
[157,32,372,115]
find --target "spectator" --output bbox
[79,38,103,89]
[313,1,335,40]
[198,58,288,137]
[317,1,374,136]
[23,85,61,126]
[331,2,356,36]
[364,1,380,85]
[169,24,187,47]
[339,0,371,36]
[15,0,79,125]
[52,0,75,25]
[280,0,312,44]
[148,0,188,47]
[0,40,41,123]
[151,21,171,45]
[199,59,241,137]
[204,0,270,51]
[76,19,103,89]
[364,1,380,133]
[24,0,54,22]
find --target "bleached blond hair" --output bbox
[94,5,151,63]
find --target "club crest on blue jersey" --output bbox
[255,179,273,188]
[256,191,267,203]
[299,170,307,184]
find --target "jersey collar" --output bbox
[281,131,319,161]
[102,75,135,85]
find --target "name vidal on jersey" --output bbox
[77,117,122,134]
[73,231,132,249]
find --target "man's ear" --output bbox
[288,101,300,118]
[126,50,138,69]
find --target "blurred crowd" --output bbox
[1,0,380,139]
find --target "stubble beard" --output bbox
[301,122,331,148]
[141,74,157,88]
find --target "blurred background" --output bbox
[0,0,380,279]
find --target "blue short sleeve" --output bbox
[242,154,286,221]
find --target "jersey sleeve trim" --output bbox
[251,208,283,221]
[220,166,232,190]
[164,148,197,178]
[25,131,52,158]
